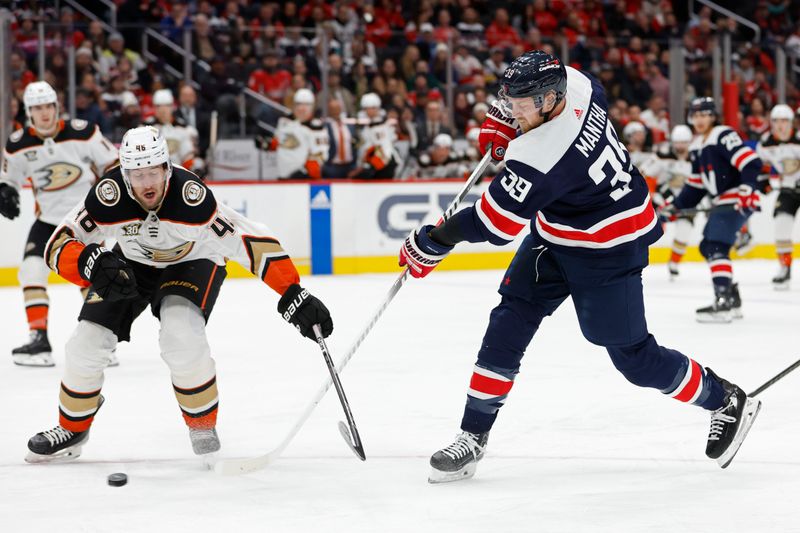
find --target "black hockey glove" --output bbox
[0,183,20,219]
[78,244,138,302]
[277,284,333,341]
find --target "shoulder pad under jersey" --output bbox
[306,118,326,131]
[85,167,146,224]
[157,165,217,225]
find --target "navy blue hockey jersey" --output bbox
[452,66,661,256]
[673,125,761,209]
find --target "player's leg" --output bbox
[565,250,760,467]
[152,260,226,456]
[696,209,749,323]
[12,221,57,366]
[772,189,800,290]
[667,216,693,279]
[429,239,569,483]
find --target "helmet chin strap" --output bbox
[540,95,564,124]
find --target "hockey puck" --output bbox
[107,473,128,487]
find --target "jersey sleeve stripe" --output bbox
[475,192,527,242]
[534,194,657,248]
[731,147,757,170]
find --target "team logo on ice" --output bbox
[182,181,206,206]
[96,178,121,206]
[38,162,82,191]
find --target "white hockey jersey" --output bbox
[757,131,800,188]
[639,151,693,196]
[45,166,300,295]
[356,116,397,168]
[1,120,118,225]
[144,117,198,168]
[274,116,329,179]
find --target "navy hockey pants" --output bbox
[460,234,726,434]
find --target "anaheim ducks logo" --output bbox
[96,178,121,206]
[281,133,300,149]
[135,241,194,262]
[781,158,800,174]
[38,162,82,191]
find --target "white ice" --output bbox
[1,260,798,532]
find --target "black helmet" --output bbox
[501,50,567,104]
[688,96,717,118]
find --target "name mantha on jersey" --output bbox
[454,66,661,255]
[45,166,300,296]
[0,120,118,225]
[757,131,800,189]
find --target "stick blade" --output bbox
[213,453,278,475]
[338,421,366,461]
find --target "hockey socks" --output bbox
[173,376,219,430]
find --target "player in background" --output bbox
[401,133,470,179]
[398,51,760,483]
[0,81,118,367]
[145,89,204,178]
[348,93,399,179]
[661,97,763,323]
[623,120,656,179]
[270,88,330,180]
[640,124,696,278]
[757,104,800,289]
[25,126,333,463]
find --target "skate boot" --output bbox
[11,329,53,367]
[189,427,221,455]
[26,396,104,463]
[668,261,680,280]
[734,229,755,255]
[429,431,489,484]
[696,285,734,323]
[705,369,761,468]
[772,265,790,291]
[729,283,743,319]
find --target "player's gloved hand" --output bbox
[656,202,678,222]
[399,224,454,278]
[735,184,761,213]
[0,183,20,219]
[278,284,333,341]
[478,101,517,161]
[78,244,138,302]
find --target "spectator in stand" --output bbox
[75,87,109,135]
[415,99,452,152]
[74,47,97,82]
[192,13,222,64]
[363,3,392,49]
[344,33,378,75]
[430,43,455,87]
[647,61,670,103]
[745,97,770,140]
[277,25,312,59]
[248,49,292,104]
[400,45,421,83]
[484,47,509,90]
[175,85,211,157]
[98,32,146,82]
[110,91,142,142]
[197,55,241,136]
[331,2,359,45]
[639,95,670,147]
[485,8,522,51]
[161,1,191,43]
[323,70,356,117]
[529,0,559,38]
[453,45,483,86]
[415,23,438,61]
[433,9,458,45]
[101,74,133,117]
[452,91,474,134]
[323,98,357,179]
[456,7,485,52]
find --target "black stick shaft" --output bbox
[749,357,800,397]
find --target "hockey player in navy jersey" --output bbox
[662,97,763,322]
[398,51,761,482]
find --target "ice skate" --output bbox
[772,265,790,291]
[729,283,743,319]
[705,369,761,468]
[429,431,488,484]
[668,261,679,280]
[189,427,221,455]
[733,229,755,255]
[696,286,735,323]
[26,425,89,463]
[11,330,53,367]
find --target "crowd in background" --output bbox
[5,0,800,176]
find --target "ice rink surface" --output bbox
[1,259,798,533]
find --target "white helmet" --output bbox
[622,121,646,141]
[671,124,693,144]
[293,88,315,105]
[360,92,381,109]
[770,104,794,121]
[466,127,480,142]
[119,126,172,199]
[153,89,174,107]
[23,81,58,123]
[432,133,453,148]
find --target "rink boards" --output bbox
[0,179,798,285]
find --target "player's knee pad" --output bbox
[158,295,214,387]
[64,320,117,386]
[18,255,50,287]
[698,239,729,261]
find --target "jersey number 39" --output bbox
[588,121,633,201]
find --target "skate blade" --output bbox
[12,353,55,367]
[773,283,790,292]
[25,446,83,464]
[695,313,732,324]
[731,308,743,319]
[717,398,762,469]
[428,462,477,484]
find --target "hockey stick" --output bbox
[312,324,365,461]
[214,151,494,475]
[749,357,800,397]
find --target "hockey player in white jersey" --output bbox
[757,103,800,289]
[271,88,329,180]
[401,133,470,179]
[145,89,203,177]
[0,81,118,367]
[25,126,333,462]
[348,92,399,179]
[640,124,696,278]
